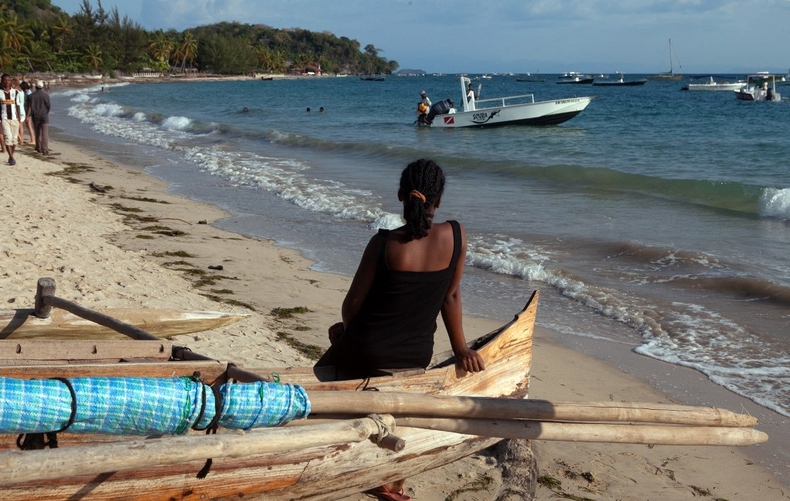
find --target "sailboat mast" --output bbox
[669,39,673,75]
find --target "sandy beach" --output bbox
[2,138,788,500]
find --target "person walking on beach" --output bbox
[19,81,36,147]
[315,158,484,501]
[29,81,50,155]
[1,73,25,165]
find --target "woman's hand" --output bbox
[328,322,344,344]
[454,346,486,373]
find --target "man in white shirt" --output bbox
[1,73,26,165]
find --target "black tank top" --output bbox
[316,220,462,377]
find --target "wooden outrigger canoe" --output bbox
[0,307,249,340]
[0,290,537,500]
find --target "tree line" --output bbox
[1,0,399,76]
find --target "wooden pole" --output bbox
[33,278,160,341]
[0,415,396,486]
[307,391,758,427]
[397,417,768,446]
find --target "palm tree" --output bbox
[148,31,174,64]
[2,13,31,53]
[83,43,103,72]
[176,30,197,72]
[51,14,73,53]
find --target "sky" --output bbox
[50,0,790,75]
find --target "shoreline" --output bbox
[3,138,788,499]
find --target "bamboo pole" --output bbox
[0,415,395,486]
[397,417,768,446]
[307,391,758,427]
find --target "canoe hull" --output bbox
[0,292,537,500]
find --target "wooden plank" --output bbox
[0,360,228,381]
[0,340,172,363]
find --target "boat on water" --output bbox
[360,75,385,81]
[556,72,594,84]
[681,76,746,91]
[593,72,647,87]
[516,73,545,82]
[646,39,683,81]
[735,73,784,101]
[421,76,595,128]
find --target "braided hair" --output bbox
[399,159,446,239]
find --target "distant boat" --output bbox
[593,72,647,86]
[681,76,746,91]
[557,72,594,84]
[360,76,385,81]
[734,73,783,101]
[516,72,545,82]
[646,39,683,81]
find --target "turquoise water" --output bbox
[52,75,790,419]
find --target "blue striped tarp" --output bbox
[0,376,310,435]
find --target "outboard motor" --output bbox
[426,99,454,124]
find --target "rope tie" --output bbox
[367,413,392,445]
[196,383,224,479]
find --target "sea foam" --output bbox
[760,187,790,219]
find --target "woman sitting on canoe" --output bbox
[315,158,485,500]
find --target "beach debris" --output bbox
[89,182,106,193]
[208,265,224,271]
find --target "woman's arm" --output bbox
[441,223,485,372]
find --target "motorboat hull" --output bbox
[430,97,593,128]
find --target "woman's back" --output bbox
[384,221,457,273]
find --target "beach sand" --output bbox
[2,140,788,500]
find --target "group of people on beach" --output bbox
[315,158,484,500]
[1,73,51,165]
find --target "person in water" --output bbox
[315,158,485,500]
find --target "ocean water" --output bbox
[51,75,790,419]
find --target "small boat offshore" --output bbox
[420,76,595,128]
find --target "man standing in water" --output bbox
[29,81,51,156]
[1,74,25,165]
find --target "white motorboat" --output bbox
[557,72,594,84]
[420,76,595,128]
[682,76,746,91]
[734,73,783,101]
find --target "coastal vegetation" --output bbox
[0,0,398,76]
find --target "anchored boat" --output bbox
[422,76,594,128]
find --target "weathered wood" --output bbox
[0,416,396,487]
[1,307,249,340]
[34,277,56,318]
[397,417,769,446]
[0,291,537,500]
[0,360,228,382]
[308,392,759,427]
[0,339,171,364]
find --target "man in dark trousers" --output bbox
[29,81,50,155]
